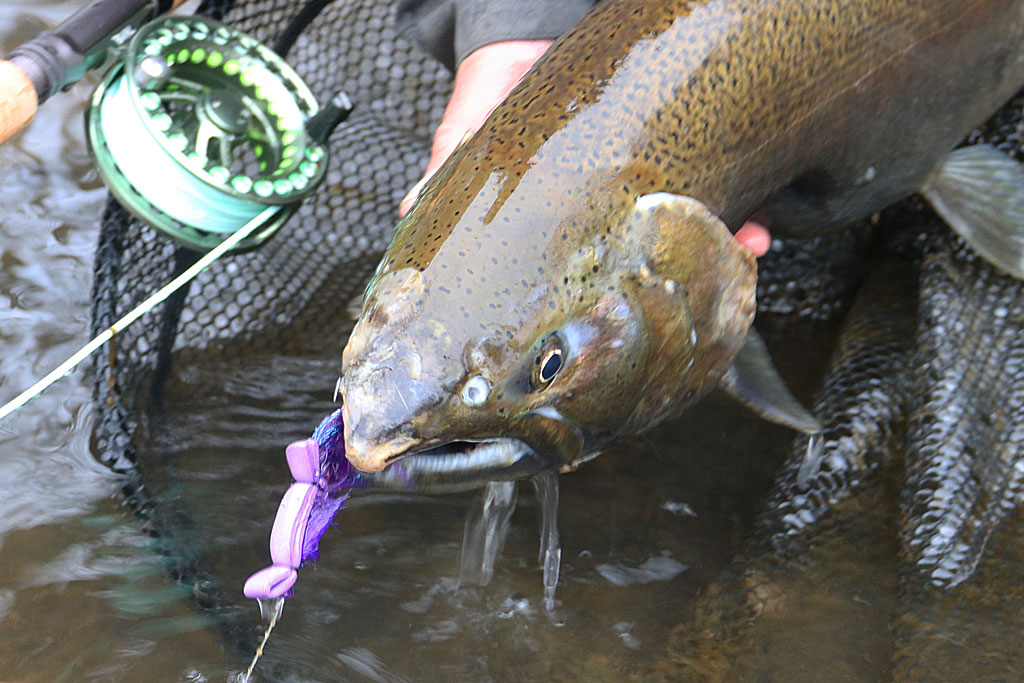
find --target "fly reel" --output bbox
[86,15,335,251]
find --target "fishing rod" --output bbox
[2,0,188,144]
[0,5,353,420]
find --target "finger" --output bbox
[735,221,771,258]
[399,40,554,217]
[398,178,428,217]
[399,125,472,216]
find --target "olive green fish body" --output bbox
[342,0,1024,472]
[389,0,1024,233]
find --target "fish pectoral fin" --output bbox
[922,144,1024,279]
[720,328,822,435]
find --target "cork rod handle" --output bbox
[0,60,38,145]
[1,0,193,145]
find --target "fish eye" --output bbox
[461,374,490,405]
[532,335,564,389]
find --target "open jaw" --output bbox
[366,438,555,493]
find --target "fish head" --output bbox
[340,250,651,472]
[341,181,754,475]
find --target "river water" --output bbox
[0,2,894,681]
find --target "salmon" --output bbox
[341,0,1024,476]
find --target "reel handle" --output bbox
[0,0,191,145]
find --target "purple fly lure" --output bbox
[243,409,361,599]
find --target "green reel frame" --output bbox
[87,16,330,252]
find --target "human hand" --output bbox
[735,221,770,257]
[399,40,772,258]
[399,39,555,217]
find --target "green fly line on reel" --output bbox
[87,15,332,251]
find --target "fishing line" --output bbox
[243,597,284,682]
[0,205,279,422]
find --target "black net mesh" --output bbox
[655,99,1024,679]
[755,223,872,321]
[91,0,452,472]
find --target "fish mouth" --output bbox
[367,437,555,492]
[383,438,524,465]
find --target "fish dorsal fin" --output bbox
[720,328,822,435]
[921,144,1024,279]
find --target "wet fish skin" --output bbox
[342,0,1024,472]
[342,193,756,471]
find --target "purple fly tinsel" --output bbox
[301,409,361,564]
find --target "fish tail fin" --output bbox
[922,144,1024,279]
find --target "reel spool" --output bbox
[86,15,330,252]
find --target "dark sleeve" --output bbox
[395,0,598,72]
